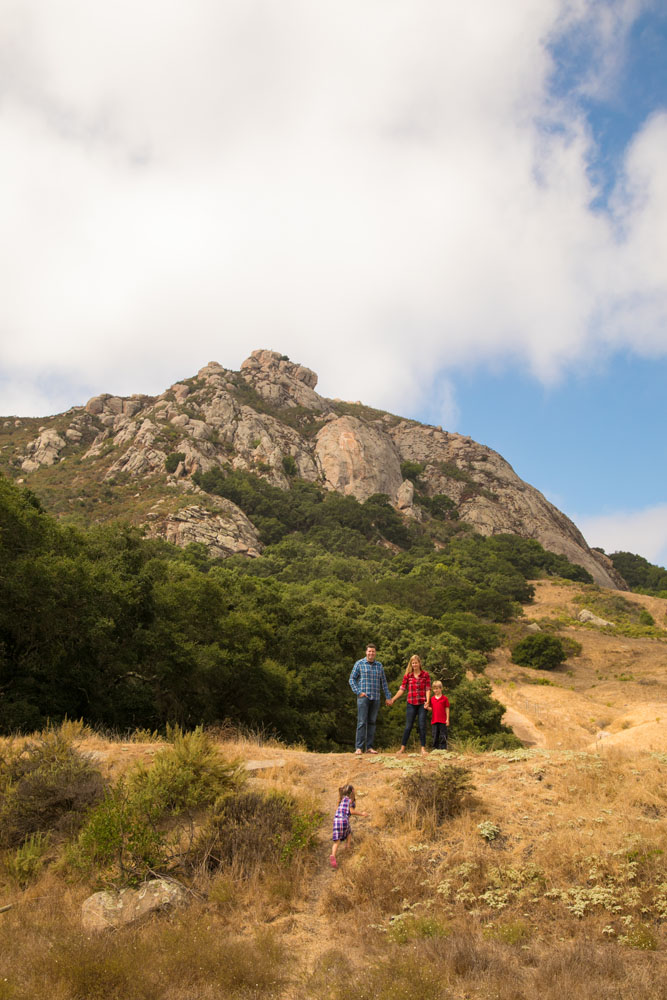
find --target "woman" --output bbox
[388,654,431,756]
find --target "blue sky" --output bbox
[1,1,666,566]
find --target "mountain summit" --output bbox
[1,349,623,588]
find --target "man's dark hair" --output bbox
[366,643,376,650]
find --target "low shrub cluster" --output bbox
[511,633,567,670]
[193,789,321,877]
[71,727,243,884]
[0,731,105,849]
[400,764,475,831]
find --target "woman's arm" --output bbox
[389,687,405,706]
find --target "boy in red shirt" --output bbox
[428,680,450,750]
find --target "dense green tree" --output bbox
[511,633,567,670]
[609,551,667,594]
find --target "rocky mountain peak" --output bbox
[0,350,626,589]
[240,350,326,411]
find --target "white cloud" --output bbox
[0,0,666,417]
[576,505,667,567]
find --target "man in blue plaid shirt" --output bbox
[349,644,391,754]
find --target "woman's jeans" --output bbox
[401,703,427,747]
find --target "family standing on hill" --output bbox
[332,645,451,869]
[349,644,450,755]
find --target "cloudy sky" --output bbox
[1,1,666,564]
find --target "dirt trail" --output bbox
[248,749,402,997]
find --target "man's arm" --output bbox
[349,661,361,695]
[380,666,391,701]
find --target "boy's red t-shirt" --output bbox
[430,694,449,724]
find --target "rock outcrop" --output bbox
[1,349,626,588]
[81,879,188,933]
[315,416,404,502]
[240,349,330,411]
[146,502,262,559]
[578,608,614,628]
[387,421,625,589]
[20,428,66,472]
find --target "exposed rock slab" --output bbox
[81,879,188,933]
[388,422,624,589]
[578,609,614,627]
[315,416,403,502]
[20,429,66,471]
[0,349,629,587]
[145,502,262,559]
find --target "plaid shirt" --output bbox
[400,670,431,705]
[349,658,391,700]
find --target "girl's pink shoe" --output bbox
[329,855,338,869]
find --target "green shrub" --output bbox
[400,461,425,484]
[478,820,501,841]
[281,455,298,477]
[0,732,105,848]
[192,790,320,877]
[72,729,243,884]
[72,777,167,884]
[4,830,49,886]
[164,451,186,474]
[511,633,567,670]
[400,764,474,830]
[130,727,244,814]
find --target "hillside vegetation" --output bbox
[2,467,667,996]
[1,471,594,748]
[0,724,666,999]
[487,579,667,754]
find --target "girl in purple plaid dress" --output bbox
[330,784,368,869]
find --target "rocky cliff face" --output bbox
[1,349,624,588]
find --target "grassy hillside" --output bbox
[488,580,667,754]
[1,723,665,999]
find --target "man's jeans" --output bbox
[355,695,381,751]
[401,702,427,748]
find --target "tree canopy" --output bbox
[1,472,593,749]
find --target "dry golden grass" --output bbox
[1,744,666,999]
